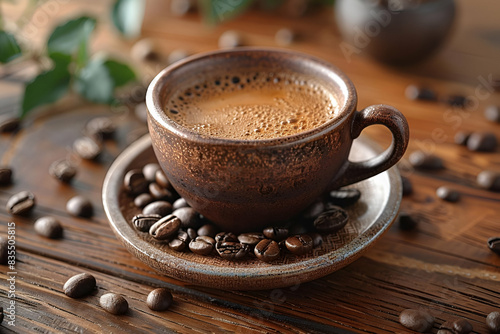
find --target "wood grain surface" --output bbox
[1,0,500,333]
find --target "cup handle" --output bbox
[331,104,410,189]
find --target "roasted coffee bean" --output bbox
[147,288,173,311]
[328,188,361,207]
[197,224,218,238]
[134,102,148,123]
[254,239,280,262]
[168,49,189,65]
[285,235,313,255]
[34,216,63,239]
[238,233,264,247]
[85,117,115,139]
[398,212,417,231]
[467,132,498,152]
[0,236,8,264]
[445,94,468,107]
[436,186,460,202]
[142,163,161,182]
[186,228,197,240]
[149,182,174,201]
[63,273,96,298]
[218,30,243,48]
[454,131,470,146]
[134,193,153,208]
[100,293,128,315]
[169,230,190,251]
[409,151,444,170]
[399,309,435,332]
[173,197,189,210]
[216,241,249,260]
[275,28,295,46]
[405,85,437,101]
[189,236,215,255]
[439,319,473,334]
[7,191,35,215]
[314,207,349,234]
[263,227,289,241]
[215,232,238,243]
[0,115,20,133]
[132,214,162,232]
[485,105,500,123]
[309,232,323,248]
[49,159,77,183]
[301,200,325,220]
[131,38,158,62]
[149,215,181,240]
[143,201,172,216]
[0,166,13,185]
[401,176,413,196]
[124,169,149,195]
[172,207,200,229]
[477,171,500,192]
[66,196,93,218]
[73,136,102,160]
[170,0,193,16]
[487,237,500,255]
[486,311,500,333]
[155,170,171,189]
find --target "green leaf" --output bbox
[199,0,254,24]
[0,31,22,63]
[103,59,136,87]
[111,0,145,38]
[47,16,96,60]
[21,61,71,117]
[75,58,114,104]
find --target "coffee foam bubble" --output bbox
[165,71,339,140]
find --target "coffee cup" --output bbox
[146,48,409,233]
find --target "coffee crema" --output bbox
[164,71,340,140]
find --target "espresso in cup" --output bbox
[165,71,340,140]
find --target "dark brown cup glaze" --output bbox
[147,48,409,233]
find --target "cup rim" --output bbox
[146,47,357,146]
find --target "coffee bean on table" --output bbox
[445,94,468,107]
[134,193,153,208]
[100,293,128,315]
[149,215,181,240]
[189,236,215,255]
[66,196,93,218]
[238,233,264,247]
[216,242,249,260]
[285,235,313,256]
[0,115,20,133]
[0,166,13,185]
[436,186,460,202]
[173,197,189,210]
[485,105,500,123]
[487,237,500,255]
[275,28,295,46]
[467,132,498,152]
[155,170,172,190]
[6,191,36,215]
[409,151,444,170]
[49,159,77,183]
[0,237,8,264]
[124,169,149,195]
[309,232,323,248]
[149,182,174,201]
[143,201,172,216]
[301,200,325,220]
[398,212,417,231]
[73,136,102,160]
[439,319,473,334]
[168,49,190,65]
[197,224,218,238]
[401,176,413,196]
[85,117,115,140]
[131,39,158,62]
[399,309,435,332]
[327,188,361,207]
[132,214,162,232]
[454,131,471,146]
[254,239,280,262]
[170,0,192,16]
[147,288,173,311]
[218,30,243,48]
[172,207,200,229]
[263,227,289,241]
[215,232,238,243]
[63,273,96,298]
[405,85,437,101]
[34,216,63,239]
[477,171,500,192]
[314,207,349,234]
[486,311,500,333]
[142,163,161,182]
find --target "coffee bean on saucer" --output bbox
[314,207,349,234]
[254,239,280,262]
[436,186,460,202]
[439,318,473,334]
[487,237,500,255]
[399,309,435,332]
[66,196,93,218]
[0,115,20,133]
[149,182,174,201]
[444,94,468,108]
[218,30,243,48]
[85,117,115,140]
[189,236,215,255]
[309,232,323,248]
[285,235,313,256]
[301,200,325,220]
[454,131,471,146]
[1,237,9,264]
[275,28,295,46]
[143,201,172,216]
[73,136,102,160]
[409,151,444,170]
[405,85,437,101]
[467,132,498,152]
[7,191,36,215]
[155,170,172,190]
[172,197,189,210]
[147,288,173,311]
[0,166,12,185]
[34,216,63,239]
[134,193,154,208]
[263,227,289,241]
[186,227,197,240]
[63,273,96,298]
[149,215,181,240]
[124,169,149,196]
[197,224,218,238]
[486,311,500,333]
[215,232,238,243]
[477,171,500,192]
[142,163,161,182]
[169,230,191,251]
[327,188,361,207]
[398,212,417,231]
[485,105,500,123]
[49,159,77,183]
[172,207,200,229]
[238,233,264,247]
[216,241,249,260]
[100,293,128,315]
[132,214,162,232]
[401,176,413,196]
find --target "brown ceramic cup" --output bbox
[146,48,409,233]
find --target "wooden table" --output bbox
[1,1,500,332]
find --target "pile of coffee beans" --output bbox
[124,163,356,263]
